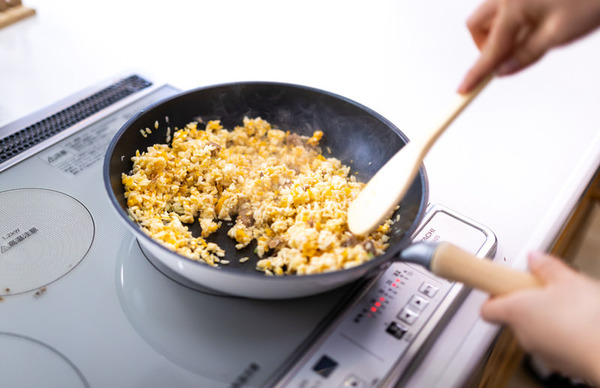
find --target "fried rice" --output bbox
[122,117,392,275]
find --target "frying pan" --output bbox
[103,81,539,299]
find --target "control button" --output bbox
[312,355,338,378]
[408,295,429,311]
[419,282,439,298]
[339,374,368,388]
[386,321,408,340]
[398,306,419,325]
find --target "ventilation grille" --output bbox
[0,75,152,164]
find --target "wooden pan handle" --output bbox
[430,243,543,296]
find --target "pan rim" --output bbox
[103,80,429,284]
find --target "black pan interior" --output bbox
[105,82,428,274]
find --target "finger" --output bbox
[527,251,572,283]
[457,59,492,94]
[466,0,499,50]
[458,5,526,93]
[479,4,527,71]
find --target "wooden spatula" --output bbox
[348,75,492,236]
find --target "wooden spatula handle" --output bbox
[417,73,493,150]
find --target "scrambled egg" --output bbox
[123,117,391,275]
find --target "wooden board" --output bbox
[0,5,36,29]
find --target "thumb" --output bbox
[480,293,514,324]
[527,250,571,283]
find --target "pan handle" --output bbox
[400,242,543,296]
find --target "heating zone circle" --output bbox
[0,188,94,296]
[0,332,89,387]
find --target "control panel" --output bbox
[275,204,497,387]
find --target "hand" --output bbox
[481,251,600,385]
[458,0,600,93]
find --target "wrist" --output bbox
[587,358,600,386]
[581,330,600,385]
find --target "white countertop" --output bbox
[2,0,600,386]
